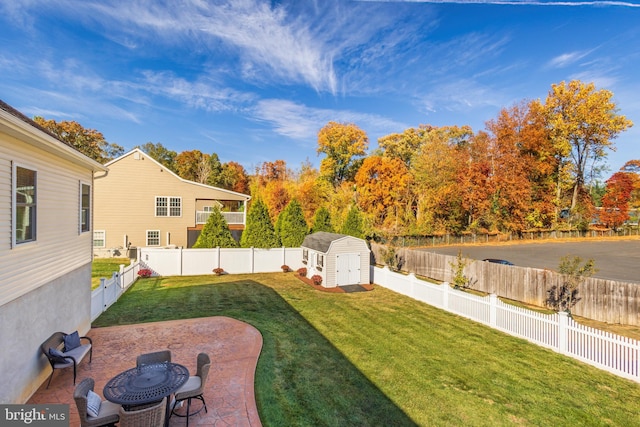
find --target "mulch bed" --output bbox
[294,273,374,293]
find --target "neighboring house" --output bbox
[0,100,108,403]
[93,148,250,254]
[300,232,371,288]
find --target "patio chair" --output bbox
[119,397,166,427]
[73,378,120,427]
[170,352,211,427]
[136,350,171,367]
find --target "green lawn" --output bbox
[93,273,640,426]
[91,258,130,289]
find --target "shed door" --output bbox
[336,253,361,285]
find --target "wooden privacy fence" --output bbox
[370,243,640,326]
[372,266,640,383]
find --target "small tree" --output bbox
[310,206,334,233]
[193,207,238,248]
[449,250,469,289]
[546,255,597,313]
[340,205,364,239]
[240,199,279,248]
[277,199,308,247]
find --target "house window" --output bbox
[302,249,308,264]
[146,230,160,246]
[93,230,106,248]
[80,182,91,233]
[156,196,181,217]
[317,254,324,267]
[14,165,37,245]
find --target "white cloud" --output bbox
[252,98,407,142]
[356,0,640,7]
[546,51,591,68]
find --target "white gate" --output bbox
[336,253,361,285]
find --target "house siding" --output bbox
[0,101,103,404]
[0,135,94,307]
[94,150,249,250]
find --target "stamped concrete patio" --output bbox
[28,316,263,426]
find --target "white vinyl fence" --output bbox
[91,261,141,321]
[138,247,304,276]
[372,265,640,383]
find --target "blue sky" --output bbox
[1,0,638,178]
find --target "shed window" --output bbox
[302,249,308,264]
[317,254,324,267]
[14,165,37,245]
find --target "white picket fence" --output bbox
[372,265,640,383]
[91,261,141,321]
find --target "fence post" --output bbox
[558,311,570,354]
[100,277,106,313]
[442,282,449,310]
[251,247,255,273]
[489,294,498,327]
[119,265,125,290]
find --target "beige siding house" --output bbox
[0,100,107,403]
[93,148,250,253]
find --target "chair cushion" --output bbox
[48,347,67,363]
[86,390,102,418]
[174,376,202,400]
[64,331,81,352]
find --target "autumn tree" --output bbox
[193,207,238,248]
[620,160,640,210]
[377,126,426,167]
[310,206,334,233]
[276,199,308,247]
[216,161,250,194]
[354,155,413,230]
[317,121,368,187]
[288,160,332,223]
[600,172,634,229]
[340,205,365,239]
[175,150,211,183]
[543,80,633,212]
[33,117,124,163]
[251,160,291,220]
[138,142,177,171]
[240,199,279,248]
[411,125,472,233]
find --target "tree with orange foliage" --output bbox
[217,161,250,194]
[33,117,124,163]
[354,155,413,230]
[620,160,640,210]
[600,172,634,229]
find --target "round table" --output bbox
[103,362,189,407]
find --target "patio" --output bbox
[28,316,263,426]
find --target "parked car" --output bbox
[483,258,514,266]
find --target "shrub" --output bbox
[297,267,307,276]
[311,275,323,286]
[281,265,291,272]
[213,267,225,275]
[137,269,153,278]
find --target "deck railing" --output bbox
[195,211,245,225]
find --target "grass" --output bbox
[91,258,130,289]
[93,273,640,426]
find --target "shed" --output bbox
[300,232,370,288]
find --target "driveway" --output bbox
[417,238,640,283]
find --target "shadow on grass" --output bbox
[94,278,418,427]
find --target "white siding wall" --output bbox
[0,136,94,307]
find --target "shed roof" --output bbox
[301,231,352,253]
